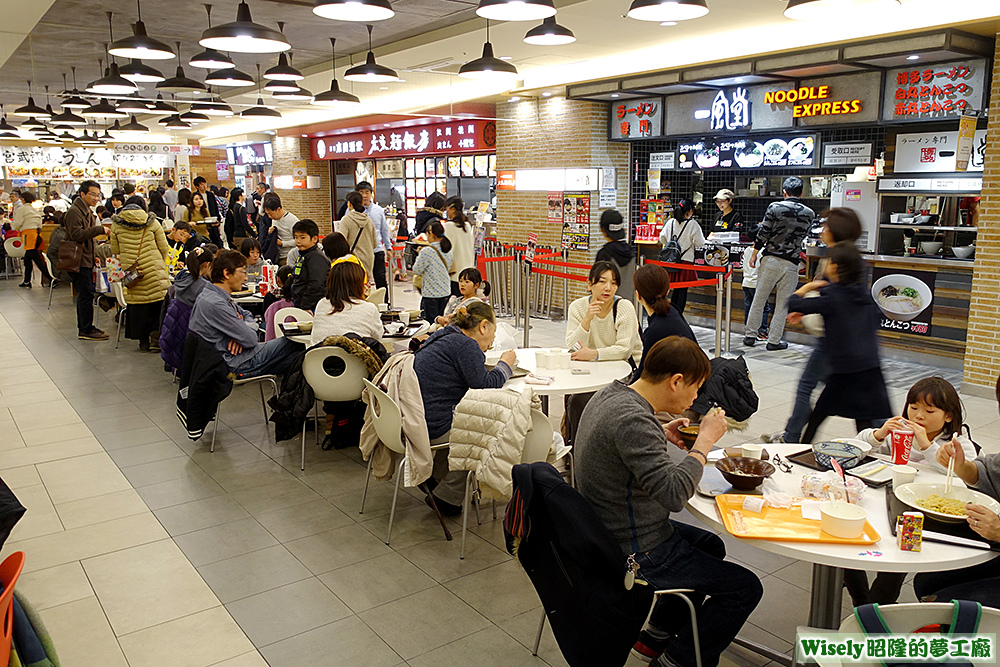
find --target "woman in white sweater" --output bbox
[443,196,476,298]
[309,261,383,346]
[565,261,642,365]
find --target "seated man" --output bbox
[576,336,762,667]
[189,249,301,380]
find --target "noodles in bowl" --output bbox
[915,494,968,517]
[894,482,1000,524]
[871,274,933,322]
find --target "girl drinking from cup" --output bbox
[436,267,490,326]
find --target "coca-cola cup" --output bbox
[259,281,269,297]
[890,430,915,465]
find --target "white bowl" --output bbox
[832,438,872,458]
[871,273,933,322]
[952,245,975,259]
[894,482,1000,524]
[919,241,943,255]
[820,501,868,539]
[915,215,933,224]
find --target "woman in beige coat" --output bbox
[109,200,170,351]
[337,191,377,277]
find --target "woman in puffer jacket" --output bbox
[109,197,170,351]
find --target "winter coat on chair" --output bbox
[504,462,652,667]
[689,354,759,423]
[176,333,233,439]
[109,205,170,304]
[269,334,388,442]
[160,298,194,372]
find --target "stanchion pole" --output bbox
[724,269,733,356]
[523,261,531,348]
[714,273,724,358]
[513,249,522,329]
[562,248,568,322]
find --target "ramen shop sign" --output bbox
[764,86,863,118]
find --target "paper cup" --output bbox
[891,465,917,487]
[544,353,559,370]
[820,501,868,539]
[399,311,410,326]
[741,443,764,460]
[890,430,915,465]
[559,353,571,369]
[377,303,388,313]
[535,351,547,368]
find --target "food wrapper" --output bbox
[801,471,865,504]
[896,511,923,552]
[106,255,125,283]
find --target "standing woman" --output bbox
[109,199,170,352]
[148,191,169,222]
[412,221,454,322]
[183,191,210,239]
[174,187,191,223]
[442,196,475,298]
[12,191,53,288]
[338,191,377,277]
[226,188,255,250]
[658,199,706,314]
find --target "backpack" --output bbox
[658,219,689,273]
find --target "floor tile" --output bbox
[9,398,81,428]
[174,517,279,567]
[118,606,255,667]
[299,460,373,497]
[318,552,437,613]
[226,577,352,647]
[122,456,204,488]
[197,545,313,604]
[7,484,63,541]
[40,597,129,667]
[228,477,323,516]
[36,451,132,504]
[330,482,424,520]
[408,625,549,667]
[83,539,221,636]
[360,505,461,550]
[253,499,353,542]
[153,494,251,536]
[206,652,270,667]
[205,460,298,494]
[499,607,569,667]
[445,560,541,624]
[16,561,94,611]
[98,425,171,450]
[0,436,103,469]
[359,585,491,660]
[0,463,41,490]
[284,523,393,575]
[135,468,227,510]
[397,531,511,584]
[19,422,94,447]
[259,615,402,667]
[55,488,149,530]
[107,440,187,468]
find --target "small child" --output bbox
[264,265,295,341]
[290,219,331,313]
[240,238,265,283]
[436,267,489,326]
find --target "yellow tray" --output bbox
[715,494,881,545]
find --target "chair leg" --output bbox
[460,473,475,560]
[386,457,405,545]
[532,608,545,656]
[359,457,373,514]
[258,382,268,420]
[567,450,576,488]
[492,499,497,521]
[420,481,453,541]
[474,477,482,526]
[314,400,320,448]
[211,404,220,453]
[300,417,307,472]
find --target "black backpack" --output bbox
[658,219,689,273]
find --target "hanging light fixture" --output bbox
[205,67,255,87]
[243,64,282,117]
[272,84,314,101]
[313,38,361,106]
[165,115,191,129]
[119,115,150,135]
[115,95,150,113]
[108,0,174,59]
[20,117,45,131]
[193,92,234,116]
[264,28,304,80]
[60,69,91,109]
[82,98,128,119]
[51,107,87,126]
[199,1,291,54]
[524,16,575,45]
[626,0,709,21]
[0,108,19,137]
[476,0,555,21]
[106,119,125,137]
[90,18,141,95]
[312,0,394,21]
[344,25,399,82]
[190,6,237,69]
[157,43,209,93]
[120,59,165,83]
[459,21,519,80]
[150,94,180,115]
[178,110,210,123]
[13,81,51,119]
[784,0,899,20]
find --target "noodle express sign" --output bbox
[871,267,936,337]
[763,86,864,119]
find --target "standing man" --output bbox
[743,176,814,351]
[356,181,391,299]
[163,179,178,212]
[249,182,268,222]
[262,193,299,266]
[63,180,110,341]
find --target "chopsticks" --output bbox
[945,454,955,496]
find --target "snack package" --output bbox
[801,470,866,504]
[897,511,923,552]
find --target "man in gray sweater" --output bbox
[576,336,762,667]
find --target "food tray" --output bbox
[786,448,889,487]
[715,494,880,545]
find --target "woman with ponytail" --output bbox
[632,264,698,380]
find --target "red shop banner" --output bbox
[311,119,496,160]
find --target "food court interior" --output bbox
[2,1,1000,666]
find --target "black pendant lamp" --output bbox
[157,43,209,93]
[313,38,361,106]
[108,0,174,59]
[0,108,19,137]
[60,69,91,109]
[243,65,282,118]
[120,59,165,83]
[205,67,255,87]
[82,97,128,120]
[459,21,518,80]
[264,28,304,82]
[784,0,899,20]
[179,110,210,124]
[524,16,575,45]
[476,0,555,21]
[312,0,394,21]
[116,95,150,113]
[165,115,191,129]
[119,115,150,135]
[194,93,234,116]
[344,25,399,83]
[199,1,291,54]
[626,0,709,21]
[150,94,179,115]
[190,6,237,69]
[272,84,314,101]
[13,82,51,119]
[20,117,45,131]
[90,18,141,95]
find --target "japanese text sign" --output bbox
[882,59,987,121]
[310,119,495,160]
[894,130,987,173]
[609,97,664,140]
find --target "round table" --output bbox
[492,348,633,398]
[686,443,997,629]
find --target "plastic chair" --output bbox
[273,306,313,338]
[366,287,386,305]
[211,375,279,453]
[360,378,453,545]
[3,238,24,279]
[111,281,129,349]
[0,551,26,667]
[299,347,369,471]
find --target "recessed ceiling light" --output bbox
[907,55,920,61]
[660,20,677,26]
[542,92,552,97]
[734,77,744,83]
[499,56,513,60]
[301,134,307,137]
[610,94,619,98]
[510,96,521,101]
[379,86,389,90]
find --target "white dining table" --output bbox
[687,443,997,631]
[490,348,633,405]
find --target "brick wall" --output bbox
[189,148,235,190]
[496,97,630,303]
[270,136,333,235]
[962,33,1000,396]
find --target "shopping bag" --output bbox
[106,255,125,283]
[93,266,111,294]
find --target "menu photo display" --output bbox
[678,135,819,170]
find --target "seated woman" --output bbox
[436,267,489,327]
[413,301,517,515]
[632,263,697,380]
[160,247,215,373]
[309,261,382,347]
[566,260,642,365]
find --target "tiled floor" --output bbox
[1,275,998,667]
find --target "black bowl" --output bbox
[716,457,776,491]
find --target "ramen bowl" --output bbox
[678,425,699,449]
[952,245,975,259]
[871,274,933,322]
[919,241,943,255]
[894,482,1000,524]
[813,441,865,470]
[715,457,775,491]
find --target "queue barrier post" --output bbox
[714,272,724,359]
[523,258,532,348]
[724,268,733,356]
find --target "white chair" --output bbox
[111,281,129,349]
[4,237,25,278]
[366,287,386,305]
[211,375,279,453]
[360,378,453,545]
[299,346,368,471]
[273,306,313,338]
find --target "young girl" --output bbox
[412,221,453,323]
[858,376,976,472]
[436,267,489,326]
[263,265,295,341]
[240,238,265,283]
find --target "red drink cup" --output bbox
[890,430,914,465]
[259,281,269,297]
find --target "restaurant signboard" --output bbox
[822,142,874,167]
[871,266,936,337]
[881,59,987,121]
[310,119,496,160]
[893,129,987,173]
[677,134,819,170]
[609,98,663,140]
[227,143,272,165]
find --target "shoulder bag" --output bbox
[121,227,149,289]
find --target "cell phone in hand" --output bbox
[571,368,590,375]
[570,341,582,352]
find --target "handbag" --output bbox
[57,239,83,273]
[658,219,689,273]
[121,227,149,289]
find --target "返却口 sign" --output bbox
[310,119,496,160]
